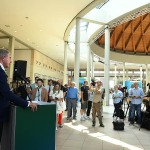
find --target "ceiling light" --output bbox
[5,25,10,27]
[14,31,17,32]
[40,30,42,32]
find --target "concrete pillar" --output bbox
[123,63,125,86]
[114,64,117,85]
[63,41,68,85]
[7,37,15,84]
[74,18,80,89]
[87,45,90,85]
[146,64,149,92]
[91,52,94,78]
[126,69,128,80]
[104,25,110,106]
[140,66,142,82]
[30,49,35,83]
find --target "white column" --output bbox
[74,18,80,89]
[123,63,125,86]
[87,45,90,84]
[114,64,117,85]
[146,64,149,92]
[7,37,15,83]
[91,52,94,78]
[126,69,128,80]
[104,25,110,106]
[63,41,68,85]
[140,66,142,82]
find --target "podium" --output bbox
[1,102,56,150]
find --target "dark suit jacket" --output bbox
[0,66,28,123]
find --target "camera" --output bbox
[123,86,128,97]
[147,83,150,89]
[91,79,95,86]
[123,86,127,90]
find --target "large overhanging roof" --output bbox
[97,12,150,55]
[0,0,149,70]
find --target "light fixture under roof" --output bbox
[14,31,17,32]
[5,25,10,27]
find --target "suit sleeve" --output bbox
[0,71,28,108]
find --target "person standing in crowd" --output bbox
[80,81,89,121]
[112,85,123,120]
[17,81,28,100]
[31,78,48,102]
[11,81,18,94]
[66,82,78,120]
[128,84,135,121]
[30,76,39,90]
[100,82,105,116]
[86,83,94,119]
[63,84,68,111]
[45,79,54,102]
[49,84,64,129]
[0,49,37,144]
[57,80,64,91]
[129,82,144,125]
[118,84,124,102]
[118,84,124,94]
[92,80,104,127]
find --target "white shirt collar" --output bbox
[0,63,5,71]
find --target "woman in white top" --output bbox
[49,84,64,129]
[112,85,123,119]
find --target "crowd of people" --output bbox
[11,76,148,130]
[11,78,107,129]
[112,82,145,127]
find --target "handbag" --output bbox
[61,100,66,111]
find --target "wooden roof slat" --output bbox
[124,20,132,30]
[135,17,143,51]
[147,39,150,51]
[125,22,133,50]
[114,30,123,48]
[144,22,150,33]
[142,36,148,53]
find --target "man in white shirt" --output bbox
[45,79,54,102]
[31,79,48,102]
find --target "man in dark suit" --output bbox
[0,48,37,143]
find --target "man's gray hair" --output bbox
[0,48,9,58]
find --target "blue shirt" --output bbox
[66,87,78,100]
[129,87,144,104]
[112,90,123,104]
